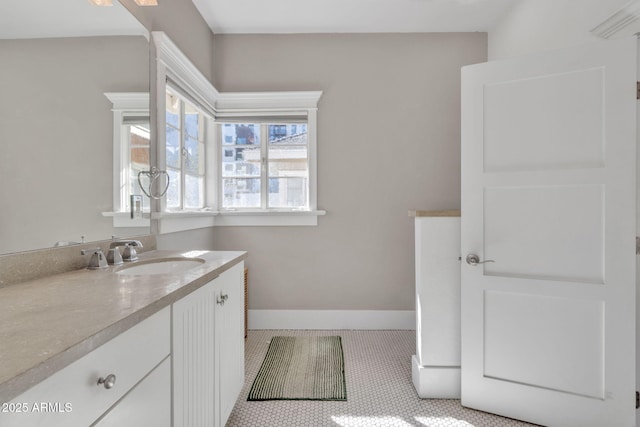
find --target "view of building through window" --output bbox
[220,122,309,210]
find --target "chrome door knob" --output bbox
[466,254,495,266]
[97,374,117,389]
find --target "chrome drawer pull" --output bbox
[97,374,117,389]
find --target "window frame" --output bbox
[164,85,212,212]
[216,116,315,213]
[104,92,151,228]
[150,31,324,232]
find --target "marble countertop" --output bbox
[0,249,247,403]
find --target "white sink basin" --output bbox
[116,257,205,276]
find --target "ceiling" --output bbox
[0,0,146,39]
[191,0,519,34]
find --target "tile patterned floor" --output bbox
[225,330,539,427]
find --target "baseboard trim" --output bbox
[248,309,415,330]
[411,355,461,398]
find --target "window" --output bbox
[148,32,324,230]
[105,92,151,228]
[164,86,212,211]
[212,90,323,225]
[218,122,309,210]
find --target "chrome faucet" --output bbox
[81,248,108,270]
[109,240,143,262]
[106,247,124,266]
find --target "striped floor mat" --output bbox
[247,336,347,401]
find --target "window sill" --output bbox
[150,209,326,233]
[105,210,325,232]
[214,210,326,226]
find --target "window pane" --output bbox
[217,120,311,211]
[221,147,261,177]
[269,124,307,144]
[166,125,180,169]
[222,123,260,146]
[222,178,261,208]
[166,92,180,128]
[184,103,200,139]
[221,124,234,145]
[185,136,204,176]
[268,124,287,141]
[166,169,181,209]
[268,178,307,208]
[268,146,308,177]
[185,175,204,209]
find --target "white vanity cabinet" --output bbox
[173,261,245,427]
[216,263,245,424]
[94,358,171,427]
[1,256,247,427]
[410,211,461,398]
[2,307,171,427]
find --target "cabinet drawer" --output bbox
[93,356,171,427]
[1,307,170,427]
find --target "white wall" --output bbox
[489,0,629,60]
[212,33,487,311]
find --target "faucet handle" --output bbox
[106,248,124,266]
[122,243,139,262]
[81,248,108,270]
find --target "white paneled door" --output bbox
[461,37,637,427]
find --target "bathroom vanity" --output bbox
[0,250,246,427]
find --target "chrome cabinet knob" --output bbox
[97,374,116,389]
[466,254,495,266]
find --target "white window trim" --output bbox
[104,92,151,228]
[151,31,325,231]
[215,92,322,216]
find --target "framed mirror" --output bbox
[0,0,150,254]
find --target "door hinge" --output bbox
[636,391,639,409]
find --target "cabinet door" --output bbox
[93,357,171,427]
[216,262,245,426]
[173,281,217,427]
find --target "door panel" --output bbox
[484,291,604,399]
[484,184,604,283]
[483,68,605,173]
[461,36,636,427]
